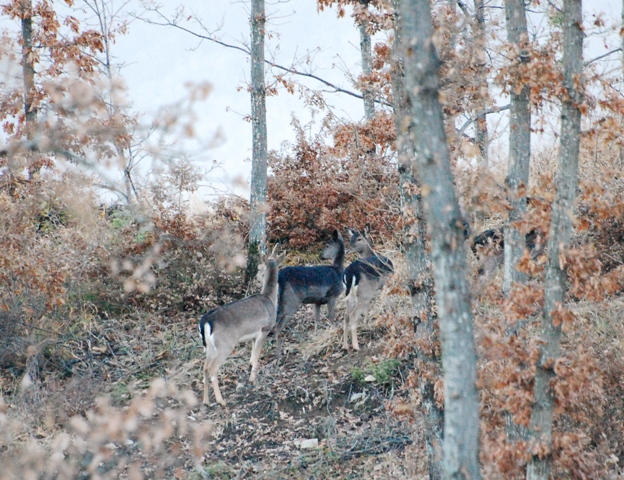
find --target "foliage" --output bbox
[268,117,400,249]
[352,357,402,387]
[3,0,624,478]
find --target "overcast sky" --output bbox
[2,0,623,203]
[112,0,622,199]
[112,1,366,200]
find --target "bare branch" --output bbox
[457,104,510,136]
[584,47,622,68]
[137,9,370,101]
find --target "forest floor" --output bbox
[187,314,424,479]
[0,294,427,479]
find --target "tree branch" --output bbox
[138,9,370,101]
[457,104,510,136]
[584,47,622,67]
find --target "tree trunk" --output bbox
[359,0,374,121]
[93,0,137,204]
[397,1,480,478]
[21,0,38,179]
[391,3,443,477]
[502,0,531,295]
[526,0,583,478]
[473,0,489,167]
[247,0,268,284]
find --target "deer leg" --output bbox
[203,345,220,405]
[205,356,225,406]
[351,315,360,351]
[350,296,372,352]
[202,357,211,405]
[274,299,299,358]
[313,304,321,331]
[343,289,357,350]
[206,347,232,407]
[211,373,226,407]
[327,297,337,321]
[249,333,268,383]
[273,317,286,359]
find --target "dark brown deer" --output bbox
[471,227,545,275]
[273,229,345,357]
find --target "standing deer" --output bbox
[198,246,284,406]
[470,227,545,275]
[273,229,345,357]
[343,228,394,351]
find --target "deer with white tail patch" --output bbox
[198,246,285,406]
[343,228,394,351]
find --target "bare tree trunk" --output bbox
[247,0,268,284]
[391,3,443,477]
[359,0,375,120]
[502,0,531,295]
[474,0,489,167]
[88,0,137,204]
[526,0,583,478]
[620,0,624,165]
[21,0,38,179]
[397,1,480,478]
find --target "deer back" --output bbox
[199,294,276,347]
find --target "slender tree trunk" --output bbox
[502,0,532,445]
[397,1,480,478]
[391,3,443,477]
[474,0,489,166]
[526,0,583,478]
[21,0,38,178]
[92,0,136,204]
[359,0,374,120]
[502,0,531,295]
[247,0,268,284]
[620,0,624,166]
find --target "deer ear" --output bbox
[269,243,281,258]
[363,223,371,236]
[333,229,343,241]
[278,252,287,265]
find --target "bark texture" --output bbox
[526,0,583,478]
[359,0,375,120]
[391,3,442,477]
[503,0,532,295]
[20,0,38,179]
[474,0,489,166]
[247,0,268,283]
[397,1,480,478]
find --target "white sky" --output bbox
[113,0,366,200]
[2,0,623,202]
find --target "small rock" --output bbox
[296,438,319,449]
[350,392,365,403]
[364,375,376,382]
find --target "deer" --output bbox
[272,229,345,357]
[198,246,285,407]
[470,227,545,275]
[342,228,394,351]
